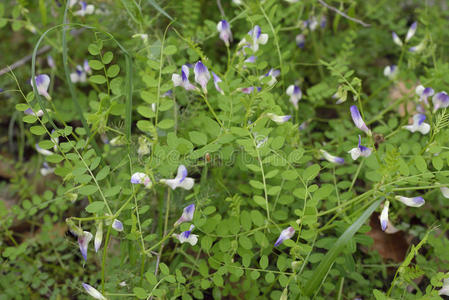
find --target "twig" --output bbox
[217,0,226,18]
[0,45,51,76]
[318,0,371,27]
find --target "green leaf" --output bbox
[30,126,47,135]
[23,115,37,123]
[107,65,120,78]
[46,154,64,163]
[260,255,268,269]
[89,75,107,84]
[157,119,174,129]
[137,106,155,118]
[302,199,382,296]
[89,60,104,70]
[189,131,207,145]
[137,120,154,132]
[164,45,177,55]
[159,263,170,275]
[102,52,113,64]
[79,185,98,196]
[146,0,174,21]
[133,287,147,299]
[85,201,105,213]
[414,156,427,172]
[303,164,320,181]
[88,43,100,55]
[96,166,110,181]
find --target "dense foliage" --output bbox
[2,0,449,299]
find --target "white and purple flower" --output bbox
[266,113,291,124]
[173,225,198,246]
[70,65,87,83]
[403,114,430,135]
[36,144,53,156]
[384,65,398,80]
[82,283,107,300]
[212,72,224,95]
[409,40,425,53]
[112,219,123,232]
[239,25,269,52]
[415,85,434,106]
[24,108,45,117]
[194,61,211,93]
[380,201,389,232]
[395,195,425,207]
[239,86,261,94]
[217,20,232,46]
[94,222,103,253]
[439,277,449,296]
[274,226,295,247]
[432,91,449,112]
[78,231,93,261]
[172,65,199,91]
[348,135,372,160]
[40,162,55,176]
[286,85,302,109]
[350,105,371,136]
[174,204,195,226]
[261,69,280,86]
[244,56,256,64]
[47,55,56,69]
[295,34,305,48]
[160,165,195,190]
[130,172,152,188]
[31,74,51,100]
[441,187,449,199]
[392,32,403,47]
[405,21,417,42]
[73,1,95,16]
[320,149,344,164]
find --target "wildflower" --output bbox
[415,85,434,105]
[31,74,51,100]
[83,59,92,75]
[130,172,152,188]
[403,114,430,135]
[320,149,344,164]
[244,56,256,63]
[392,32,403,47]
[296,34,305,48]
[94,222,103,252]
[240,25,269,52]
[239,86,261,94]
[274,226,295,247]
[266,113,291,124]
[432,91,449,112]
[212,72,224,95]
[82,283,107,300]
[74,1,95,16]
[194,61,211,93]
[47,55,56,69]
[132,33,148,42]
[137,136,151,156]
[350,105,371,136]
[439,277,449,296]
[441,187,449,198]
[405,21,417,42]
[174,204,195,226]
[262,69,280,86]
[408,40,425,53]
[286,85,302,109]
[36,144,53,156]
[307,17,319,31]
[160,165,195,190]
[70,65,87,83]
[299,120,308,131]
[380,201,389,232]
[69,0,78,7]
[383,65,398,80]
[24,108,45,117]
[112,219,123,232]
[163,90,173,97]
[109,135,126,146]
[395,195,425,207]
[40,162,55,176]
[172,65,199,91]
[348,135,372,160]
[78,231,93,261]
[217,20,232,46]
[320,16,327,28]
[173,225,198,246]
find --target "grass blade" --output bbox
[302,199,382,296]
[147,0,174,21]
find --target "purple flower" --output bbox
[36,144,53,156]
[432,91,449,112]
[217,20,232,46]
[240,86,261,94]
[384,65,398,80]
[239,25,268,52]
[47,55,56,69]
[274,226,295,247]
[82,283,106,300]
[30,74,51,100]
[286,85,302,109]
[172,65,199,92]
[392,32,403,47]
[160,165,194,190]
[262,69,280,86]
[380,201,389,232]
[320,149,344,164]
[194,61,211,93]
[173,225,198,245]
[348,135,372,160]
[408,41,425,53]
[94,222,103,252]
[70,65,87,83]
[415,85,434,106]
[78,231,93,261]
[395,195,425,207]
[295,34,305,48]
[244,55,256,63]
[403,114,430,135]
[74,1,95,16]
[130,172,152,188]
[405,21,417,42]
[266,113,291,124]
[24,108,44,117]
[112,219,123,232]
[40,162,55,176]
[174,204,195,226]
[350,105,371,136]
[212,72,224,95]
[83,59,92,74]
